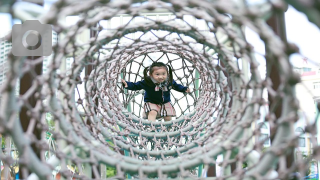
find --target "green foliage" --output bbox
[46,113,55,140]
[1,137,5,148]
[70,164,80,174]
[242,161,248,169]
[46,113,55,131]
[106,166,116,177]
[301,153,311,176]
[105,140,117,177]
[262,146,269,152]
[106,140,115,151]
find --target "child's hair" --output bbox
[143,62,173,86]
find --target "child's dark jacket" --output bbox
[124,77,188,104]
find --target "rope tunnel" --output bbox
[0,0,318,179]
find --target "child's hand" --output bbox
[186,88,191,93]
[121,79,128,88]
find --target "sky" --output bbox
[0,2,319,68]
[285,6,320,68]
[243,5,320,69]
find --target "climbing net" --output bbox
[0,0,319,179]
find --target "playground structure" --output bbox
[0,0,320,179]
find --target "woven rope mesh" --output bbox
[0,0,319,179]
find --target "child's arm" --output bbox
[172,80,190,93]
[121,79,145,90]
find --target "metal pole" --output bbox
[266,7,294,171]
[19,57,43,177]
[0,134,1,180]
[84,23,99,179]
[221,58,234,175]
[18,0,44,176]
[58,43,67,180]
[194,70,203,177]
[3,137,11,180]
[195,70,200,98]
[119,72,131,178]
[315,100,320,179]
[197,133,204,177]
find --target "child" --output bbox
[122,62,190,122]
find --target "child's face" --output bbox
[150,67,168,83]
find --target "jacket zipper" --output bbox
[162,90,164,103]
